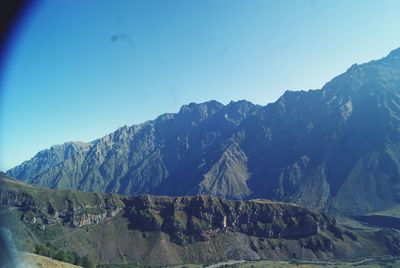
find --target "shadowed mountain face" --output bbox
[8,48,400,214]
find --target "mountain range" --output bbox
[8,48,400,214]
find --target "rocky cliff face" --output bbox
[7,48,400,214]
[0,173,340,238]
[124,195,343,244]
[0,173,124,228]
[2,173,400,266]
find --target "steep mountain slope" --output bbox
[8,100,259,199]
[240,48,400,213]
[2,173,400,266]
[7,48,400,214]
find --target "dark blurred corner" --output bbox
[0,0,29,57]
[0,2,31,267]
[0,0,34,78]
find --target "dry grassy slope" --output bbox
[18,252,81,268]
[21,215,368,266]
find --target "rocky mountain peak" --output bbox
[179,100,224,114]
[385,47,400,60]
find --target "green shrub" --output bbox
[34,243,95,267]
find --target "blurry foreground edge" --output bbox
[0,1,35,267]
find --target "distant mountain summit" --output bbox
[8,48,400,214]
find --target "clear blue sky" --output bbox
[1,0,400,171]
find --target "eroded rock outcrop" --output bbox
[123,195,345,244]
[1,173,343,240]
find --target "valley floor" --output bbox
[170,258,400,268]
[18,250,400,268]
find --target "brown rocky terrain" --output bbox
[2,173,400,266]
